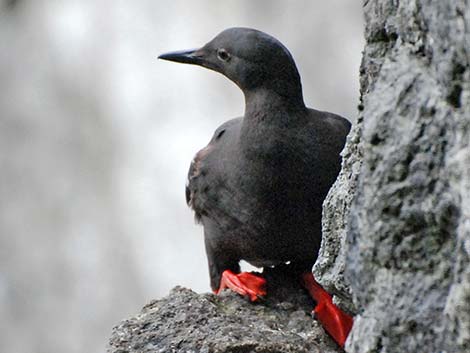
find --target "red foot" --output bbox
[301,272,353,348]
[215,270,267,302]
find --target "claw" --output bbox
[301,272,353,347]
[216,270,267,302]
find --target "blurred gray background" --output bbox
[0,1,363,352]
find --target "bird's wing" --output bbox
[186,118,242,224]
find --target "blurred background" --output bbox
[0,1,363,352]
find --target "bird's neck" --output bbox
[243,88,306,121]
[239,88,307,156]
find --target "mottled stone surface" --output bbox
[107,269,341,353]
[318,0,470,352]
[314,116,364,315]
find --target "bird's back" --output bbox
[186,109,350,268]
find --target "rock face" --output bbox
[313,115,363,316]
[108,269,340,353]
[317,0,470,352]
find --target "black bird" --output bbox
[159,28,352,346]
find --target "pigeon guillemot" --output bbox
[159,27,353,347]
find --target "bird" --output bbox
[159,27,353,347]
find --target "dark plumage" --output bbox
[160,27,350,291]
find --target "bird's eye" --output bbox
[217,48,230,62]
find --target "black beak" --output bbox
[158,48,204,65]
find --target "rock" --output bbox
[107,268,341,353]
[314,116,364,315]
[317,0,470,352]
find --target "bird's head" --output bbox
[159,28,303,102]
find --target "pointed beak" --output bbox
[158,48,204,65]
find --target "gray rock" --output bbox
[107,269,341,353]
[314,116,364,315]
[317,0,470,352]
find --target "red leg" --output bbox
[215,270,267,302]
[301,272,353,348]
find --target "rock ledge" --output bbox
[108,270,341,353]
